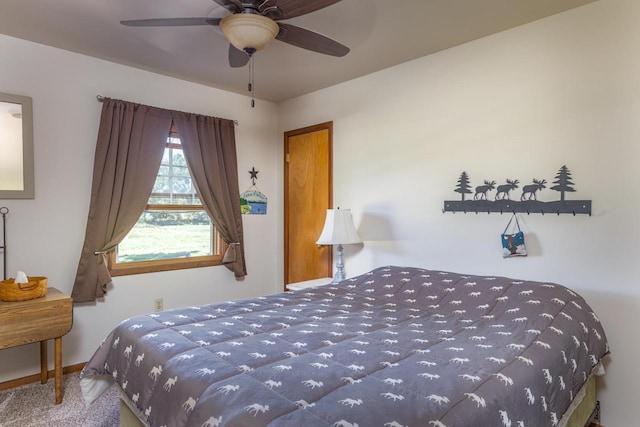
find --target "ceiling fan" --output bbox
[121,0,350,68]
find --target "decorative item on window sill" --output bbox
[316,208,362,284]
[443,165,592,215]
[240,167,267,215]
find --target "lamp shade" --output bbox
[316,209,362,245]
[220,14,279,53]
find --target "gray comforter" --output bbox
[82,266,609,426]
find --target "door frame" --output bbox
[284,121,333,288]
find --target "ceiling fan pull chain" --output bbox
[249,55,255,108]
[248,56,252,93]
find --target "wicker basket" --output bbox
[0,276,48,302]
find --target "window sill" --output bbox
[110,255,224,277]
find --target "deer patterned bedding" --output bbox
[81,266,609,427]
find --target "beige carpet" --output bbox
[0,372,119,426]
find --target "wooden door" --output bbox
[284,122,332,288]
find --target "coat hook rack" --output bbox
[442,205,591,216]
[442,166,592,216]
[442,202,591,216]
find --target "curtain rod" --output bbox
[96,95,239,125]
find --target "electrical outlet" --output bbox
[154,298,163,312]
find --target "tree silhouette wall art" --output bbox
[454,171,473,201]
[550,165,576,201]
[444,165,591,215]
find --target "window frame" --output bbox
[108,129,227,277]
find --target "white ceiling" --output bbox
[0,0,597,103]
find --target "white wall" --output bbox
[279,0,639,424]
[0,35,281,381]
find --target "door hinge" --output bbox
[286,153,290,162]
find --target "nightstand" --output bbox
[286,277,333,291]
[0,288,73,404]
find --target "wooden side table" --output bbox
[286,277,333,291]
[0,288,73,404]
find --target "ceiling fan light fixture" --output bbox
[220,14,279,53]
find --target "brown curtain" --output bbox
[172,113,246,278]
[72,98,173,303]
[72,98,245,303]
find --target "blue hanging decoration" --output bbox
[501,214,527,257]
[240,167,267,214]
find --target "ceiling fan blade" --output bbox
[120,17,221,27]
[212,0,243,14]
[260,0,342,20]
[276,23,349,57]
[229,44,250,68]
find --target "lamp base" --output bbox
[331,244,346,284]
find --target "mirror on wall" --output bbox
[0,92,34,199]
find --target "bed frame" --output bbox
[119,391,146,427]
[564,374,598,427]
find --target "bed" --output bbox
[81,266,609,426]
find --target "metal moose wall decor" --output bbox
[443,165,591,215]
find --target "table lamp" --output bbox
[316,208,362,283]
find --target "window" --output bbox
[109,129,225,276]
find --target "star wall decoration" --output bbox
[249,167,259,185]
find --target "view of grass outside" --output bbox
[115,139,218,265]
[117,215,213,263]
